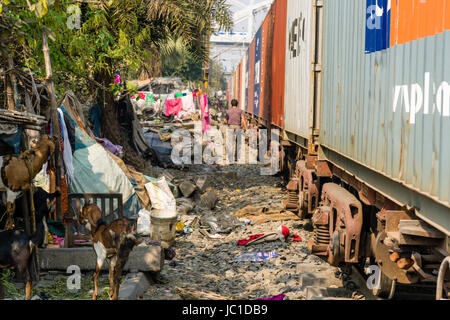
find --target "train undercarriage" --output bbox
[281,143,450,300]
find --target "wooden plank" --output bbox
[399,220,445,239]
[101,198,106,220]
[118,194,123,219]
[109,198,114,221]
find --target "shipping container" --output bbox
[237,61,242,110]
[320,0,450,233]
[240,51,247,111]
[247,38,256,114]
[259,7,274,123]
[283,0,318,144]
[270,0,287,128]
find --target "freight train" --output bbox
[228,0,450,299]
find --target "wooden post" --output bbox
[42,30,63,221]
[5,54,16,111]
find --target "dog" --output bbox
[79,202,138,300]
[0,188,60,300]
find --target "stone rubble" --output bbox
[143,163,363,300]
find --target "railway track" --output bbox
[349,265,437,301]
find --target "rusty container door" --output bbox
[237,62,242,108]
[252,25,263,118]
[240,51,247,111]
[283,0,318,142]
[247,38,256,114]
[259,6,274,123]
[227,78,231,106]
[271,0,288,128]
[320,0,450,234]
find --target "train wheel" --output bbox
[372,271,396,299]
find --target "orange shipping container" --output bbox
[270,0,287,128]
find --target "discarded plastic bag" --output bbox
[234,251,278,262]
[200,213,244,234]
[145,176,177,213]
[137,209,151,236]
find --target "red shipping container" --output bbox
[259,6,274,122]
[270,0,287,128]
[247,38,256,115]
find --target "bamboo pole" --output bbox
[42,30,63,221]
[5,55,15,110]
[8,55,20,110]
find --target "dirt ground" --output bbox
[142,163,359,300]
[1,163,363,300]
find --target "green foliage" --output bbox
[1,0,233,98]
[162,49,203,82]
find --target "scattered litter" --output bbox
[137,209,151,236]
[256,294,286,301]
[237,225,290,246]
[176,221,185,231]
[237,234,265,246]
[200,213,244,234]
[233,206,300,224]
[234,251,278,262]
[145,176,177,213]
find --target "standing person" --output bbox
[225,99,248,130]
[225,99,248,163]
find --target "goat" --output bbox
[0,134,57,229]
[79,202,138,300]
[0,188,60,300]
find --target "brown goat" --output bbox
[79,203,137,300]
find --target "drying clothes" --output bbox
[95,137,123,156]
[175,92,183,98]
[165,98,183,117]
[57,108,74,182]
[178,94,196,119]
[61,177,69,215]
[200,94,210,132]
[88,103,102,137]
[144,93,155,107]
[138,92,146,100]
[237,234,265,246]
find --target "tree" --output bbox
[0,0,233,171]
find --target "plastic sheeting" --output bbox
[70,119,141,219]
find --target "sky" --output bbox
[210,0,273,74]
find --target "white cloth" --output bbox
[178,94,196,119]
[57,108,74,183]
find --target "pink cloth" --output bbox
[114,74,121,84]
[165,98,183,116]
[200,94,210,132]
